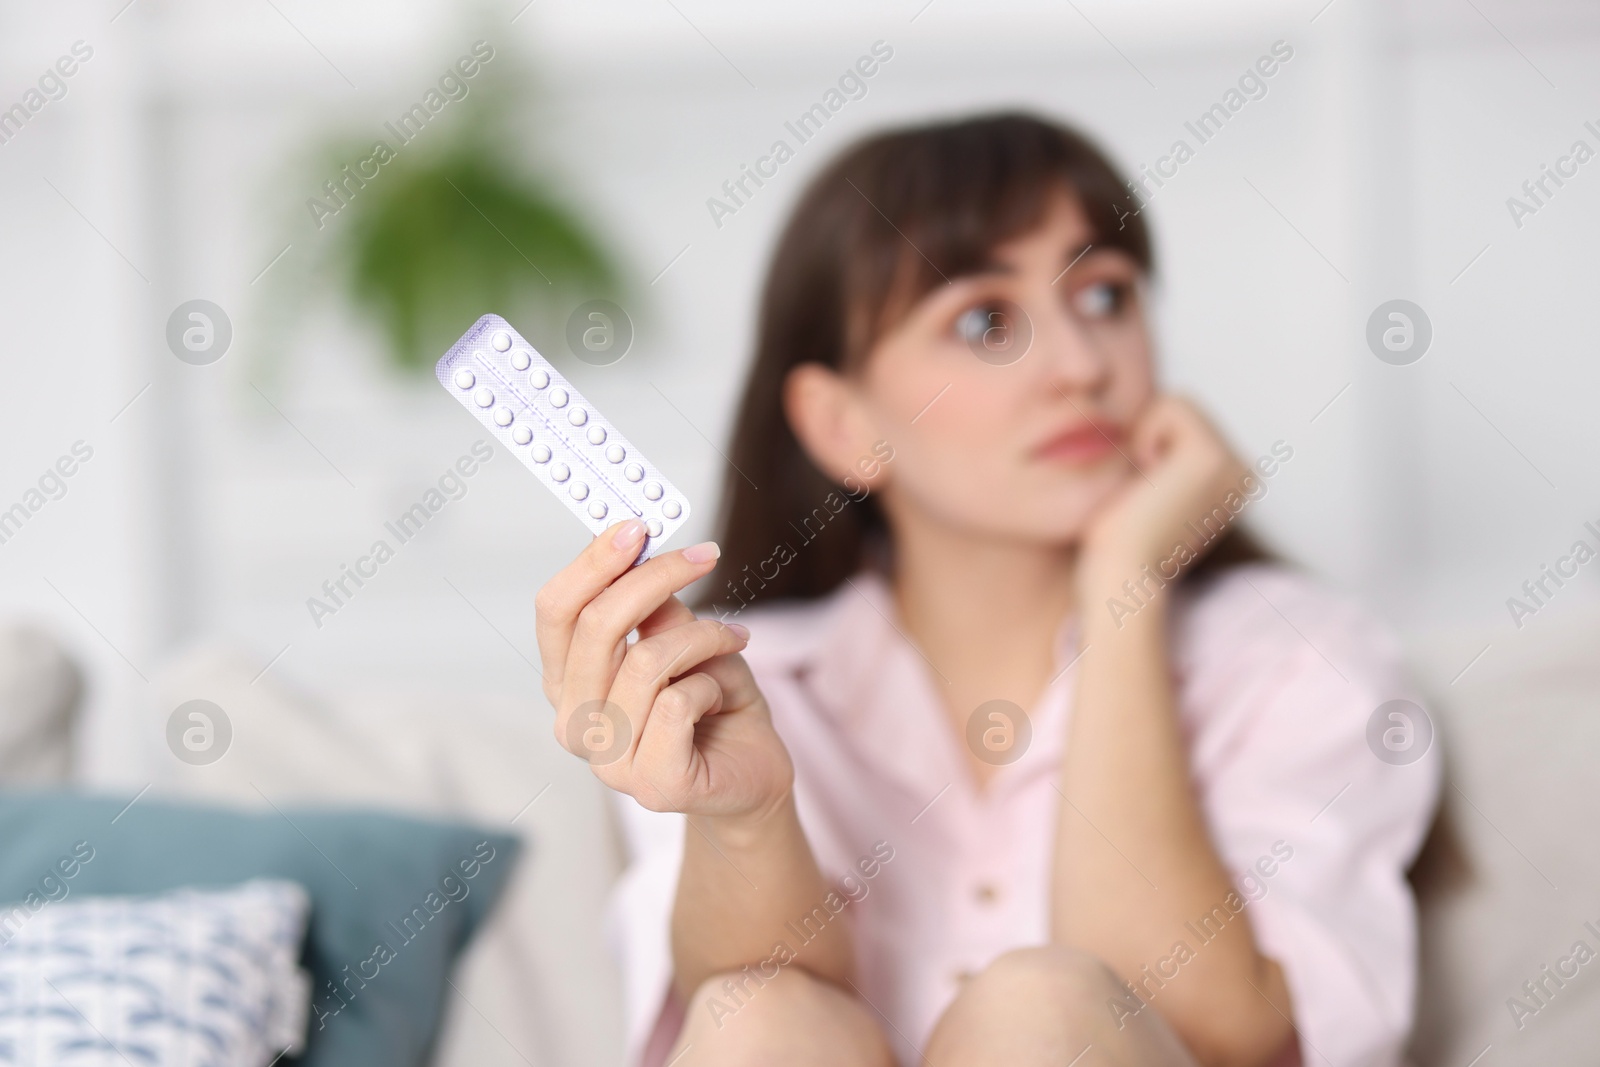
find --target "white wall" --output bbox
[7,0,1590,757]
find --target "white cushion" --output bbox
[0,880,311,1067]
[1404,603,1600,1065]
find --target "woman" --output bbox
[535,113,1439,1066]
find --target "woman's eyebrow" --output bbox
[1051,242,1096,285]
[959,261,1015,278]
[963,241,1098,279]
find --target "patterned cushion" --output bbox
[0,880,311,1067]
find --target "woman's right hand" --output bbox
[534,518,794,820]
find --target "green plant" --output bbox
[298,51,620,373]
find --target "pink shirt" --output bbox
[607,563,1440,1067]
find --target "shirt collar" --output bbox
[741,570,1082,805]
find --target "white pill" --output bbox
[605,444,625,463]
[662,500,682,519]
[492,331,512,351]
[588,500,608,520]
[453,369,475,390]
[510,349,531,371]
[474,387,494,408]
[644,481,663,501]
[531,444,552,463]
[512,425,532,445]
[530,368,550,389]
[551,462,570,482]
[549,387,569,408]
[587,425,606,445]
[624,463,644,482]
[494,406,514,426]
[568,408,587,427]
[570,482,589,501]
[646,518,663,537]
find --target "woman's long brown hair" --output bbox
[698,111,1269,617]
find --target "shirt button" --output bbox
[951,968,978,985]
[973,882,1000,905]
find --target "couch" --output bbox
[4,599,1597,1066]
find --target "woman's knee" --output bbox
[672,966,894,1067]
[968,945,1125,1009]
[924,946,1127,1064]
[928,946,1200,1067]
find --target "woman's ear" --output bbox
[783,363,885,489]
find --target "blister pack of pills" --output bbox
[436,314,690,561]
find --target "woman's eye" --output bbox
[1072,282,1125,320]
[953,300,1032,363]
[947,302,1024,348]
[954,303,1011,346]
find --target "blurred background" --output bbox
[1,0,1597,1064]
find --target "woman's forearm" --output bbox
[670,790,855,1004]
[1053,564,1291,1067]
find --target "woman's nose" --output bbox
[1027,296,1110,393]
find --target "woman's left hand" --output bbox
[1077,394,1250,591]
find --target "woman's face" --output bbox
[854,189,1155,548]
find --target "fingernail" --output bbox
[727,622,750,640]
[613,519,646,547]
[681,540,720,564]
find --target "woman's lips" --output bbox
[1034,423,1119,463]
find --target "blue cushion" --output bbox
[0,790,522,1067]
